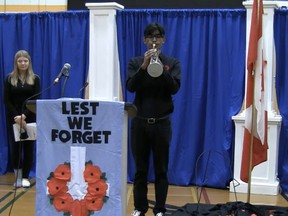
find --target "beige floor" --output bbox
[0,173,287,216]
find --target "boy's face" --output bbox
[144,30,165,50]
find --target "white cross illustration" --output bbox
[67,146,88,200]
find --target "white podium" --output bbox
[27,99,135,216]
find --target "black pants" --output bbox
[8,123,34,178]
[131,117,172,215]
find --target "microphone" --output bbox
[54,63,71,84]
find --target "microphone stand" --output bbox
[61,71,70,97]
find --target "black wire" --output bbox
[78,82,89,98]
[8,81,56,216]
[194,149,238,214]
[8,125,23,216]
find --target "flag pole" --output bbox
[241,0,267,203]
[247,70,256,203]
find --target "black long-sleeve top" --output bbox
[126,53,181,118]
[4,75,41,124]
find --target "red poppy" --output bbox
[85,193,105,211]
[47,177,68,195]
[54,164,71,181]
[48,162,108,215]
[87,180,108,197]
[164,65,170,71]
[84,164,102,183]
[53,192,73,212]
[70,200,88,216]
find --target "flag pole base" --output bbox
[230,112,281,196]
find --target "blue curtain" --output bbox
[0,11,89,174]
[6,9,288,191]
[117,9,246,187]
[274,8,288,194]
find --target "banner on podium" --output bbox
[35,99,125,216]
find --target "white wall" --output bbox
[0,0,68,12]
[1,0,66,5]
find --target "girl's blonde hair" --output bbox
[9,50,36,86]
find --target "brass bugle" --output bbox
[147,44,163,77]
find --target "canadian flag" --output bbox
[240,0,268,183]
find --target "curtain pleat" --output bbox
[274,8,288,194]
[117,9,246,187]
[0,11,89,174]
[1,9,287,192]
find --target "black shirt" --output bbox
[4,74,41,123]
[126,53,181,118]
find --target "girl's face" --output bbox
[17,56,29,72]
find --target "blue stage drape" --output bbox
[274,8,288,194]
[117,9,246,187]
[0,11,89,174]
[1,9,288,192]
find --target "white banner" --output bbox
[35,99,124,216]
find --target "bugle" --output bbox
[147,44,163,77]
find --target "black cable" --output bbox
[194,150,212,214]
[194,149,237,214]
[78,82,89,98]
[232,178,240,201]
[8,126,23,216]
[8,81,56,216]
